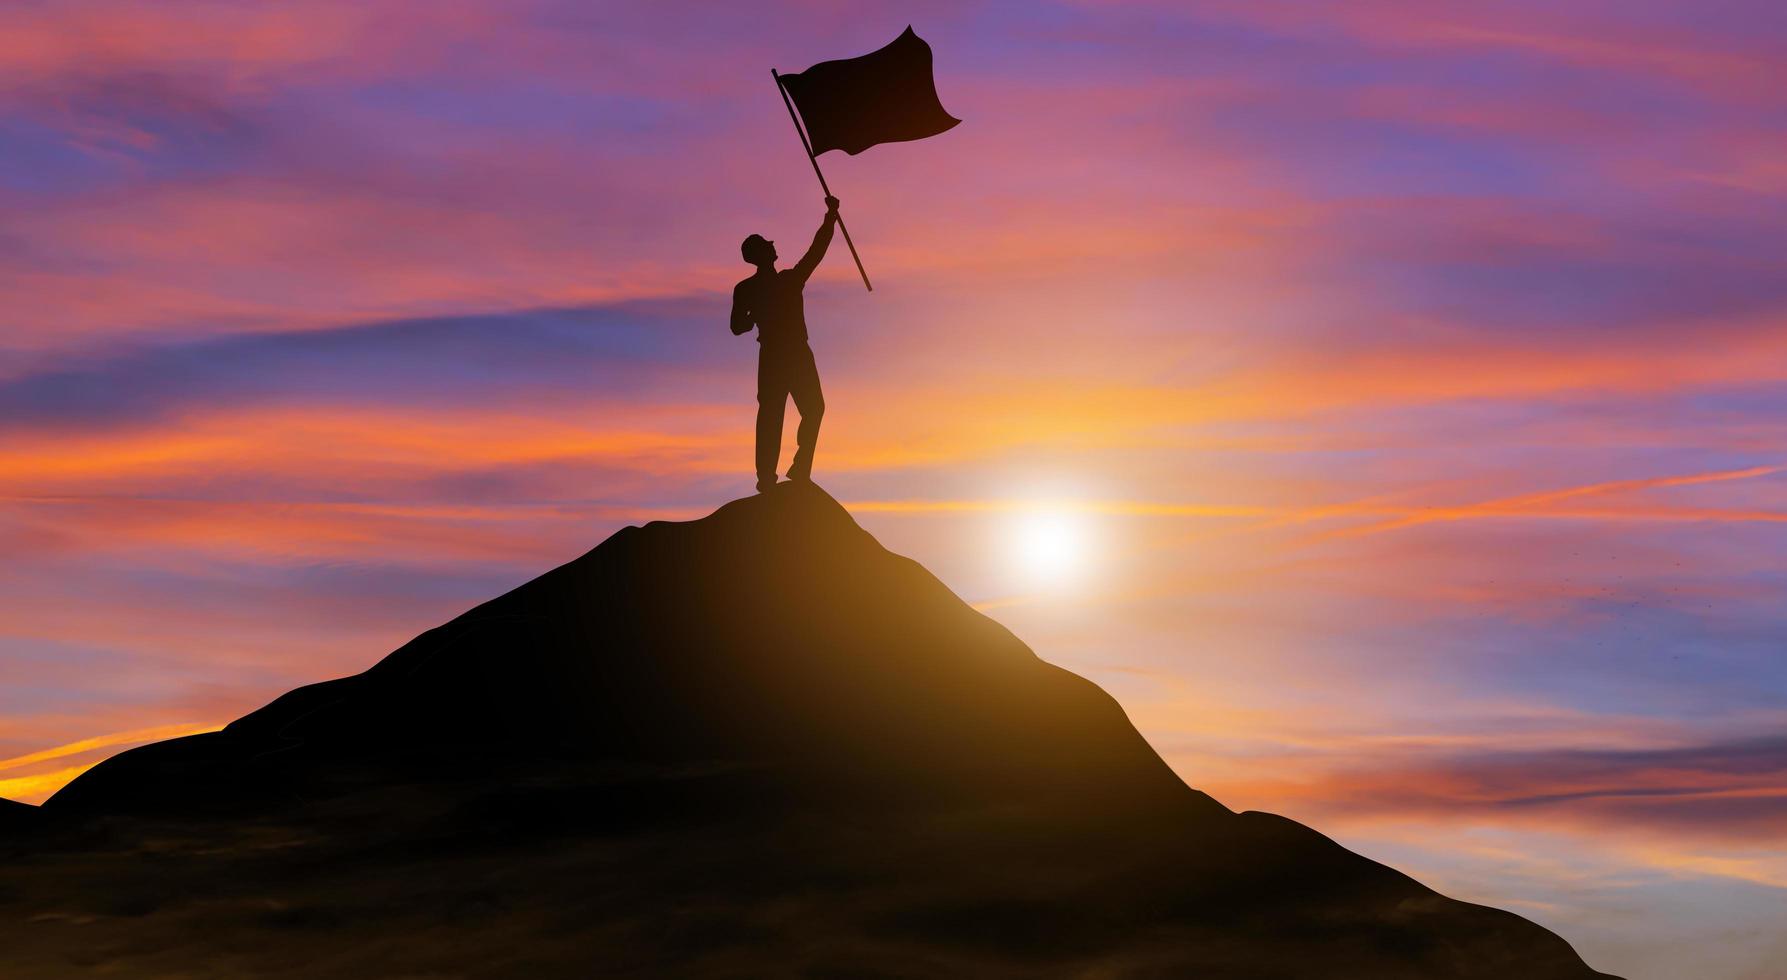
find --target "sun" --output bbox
[1006,506,1091,588]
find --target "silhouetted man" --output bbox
[731,195,839,493]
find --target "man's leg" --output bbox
[785,345,825,483]
[756,353,789,492]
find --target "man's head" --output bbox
[741,233,777,268]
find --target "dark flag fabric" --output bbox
[778,27,960,157]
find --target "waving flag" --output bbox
[768,27,958,292]
[777,27,961,157]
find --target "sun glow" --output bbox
[1005,505,1093,588]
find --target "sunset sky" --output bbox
[3,2,1785,976]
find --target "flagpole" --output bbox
[772,69,872,292]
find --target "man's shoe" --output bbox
[756,477,778,494]
[785,469,813,484]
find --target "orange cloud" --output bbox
[0,3,519,88]
[0,402,742,490]
[847,462,1787,544]
[1181,733,1787,848]
[1194,1,1780,97]
[0,721,223,804]
[0,762,96,805]
[0,721,220,775]
[1318,464,1787,539]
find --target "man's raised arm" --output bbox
[790,196,840,284]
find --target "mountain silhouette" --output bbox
[0,797,35,833]
[4,485,1616,978]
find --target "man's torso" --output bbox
[738,270,809,348]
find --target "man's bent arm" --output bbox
[791,197,840,284]
[730,283,754,336]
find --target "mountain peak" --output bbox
[12,487,1615,978]
[49,481,1200,817]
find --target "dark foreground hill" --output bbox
[2,485,1616,978]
